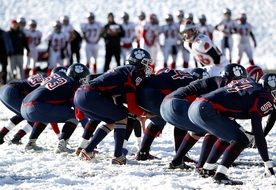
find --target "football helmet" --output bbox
[238,13,247,24]
[259,73,276,100]
[165,14,174,24]
[223,8,231,16]
[179,20,198,42]
[198,14,206,25]
[127,48,153,76]
[66,63,90,82]
[190,68,210,79]
[138,11,146,21]
[220,63,247,80]
[51,66,68,76]
[28,19,37,28]
[17,17,26,26]
[121,12,129,22]
[176,10,184,20]
[246,65,264,82]
[87,12,95,23]
[53,20,62,32]
[185,13,194,21]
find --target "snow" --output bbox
[0,0,276,189]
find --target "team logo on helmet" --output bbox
[134,50,145,60]
[268,75,276,88]
[75,65,84,73]
[233,66,244,77]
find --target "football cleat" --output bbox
[168,162,192,170]
[213,172,243,185]
[79,149,96,161]
[196,168,216,178]
[135,151,158,161]
[75,147,83,156]
[10,136,22,145]
[55,139,74,153]
[111,155,127,165]
[25,139,42,150]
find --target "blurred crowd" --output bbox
[0,8,257,84]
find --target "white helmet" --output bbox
[179,20,198,42]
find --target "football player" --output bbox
[179,20,230,76]
[215,8,236,63]
[197,14,213,40]
[135,68,209,161]
[24,19,42,76]
[234,13,257,65]
[21,63,89,152]
[80,12,103,73]
[161,64,247,169]
[188,73,276,184]
[74,48,152,164]
[159,14,179,69]
[47,21,68,74]
[120,12,136,64]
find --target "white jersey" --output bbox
[81,22,102,44]
[184,34,224,66]
[142,22,159,46]
[235,22,253,44]
[47,32,67,51]
[216,19,236,37]
[198,24,213,39]
[121,22,136,48]
[62,24,74,41]
[26,29,42,48]
[159,23,179,45]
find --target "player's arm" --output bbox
[168,76,222,99]
[250,31,257,48]
[263,109,276,137]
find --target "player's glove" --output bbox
[264,160,275,176]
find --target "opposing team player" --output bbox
[81,12,103,73]
[24,19,42,76]
[188,73,275,184]
[161,64,247,169]
[142,14,159,69]
[135,11,146,48]
[135,68,208,161]
[234,13,257,65]
[60,16,75,66]
[175,10,190,68]
[120,12,136,64]
[197,14,213,40]
[74,48,152,164]
[159,14,179,69]
[179,20,229,76]
[21,63,89,152]
[47,21,68,74]
[0,73,44,144]
[246,65,264,82]
[215,8,236,62]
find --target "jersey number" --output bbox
[44,74,67,90]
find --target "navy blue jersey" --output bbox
[88,64,145,116]
[139,69,196,94]
[23,73,80,105]
[9,74,44,95]
[169,76,229,101]
[203,78,274,119]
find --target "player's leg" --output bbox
[10,121,34,144]
[245,44,254,65]
[237,44,244,64]
[171,45,178,69]
[228,36,233,63]
[136,117,165,160]
[103,47,112,72]
[114,46,121,67]
[182,47,190,68]
[162,45,169,68]
[91,44,99,73]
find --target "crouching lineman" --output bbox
[74,48,152,165]
[160,64,247,169]
[0,73,44,144]
[179,20,229,76]
[188,73,276,184]
[135,68,208,160]
[21,63,90,152]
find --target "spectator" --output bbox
[0,27,13,84]
[70,29,82,64]
[102,12,124,72]
[8,20,29,80]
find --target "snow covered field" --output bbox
[0,102,276,190]
[1,0,276,189]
